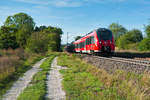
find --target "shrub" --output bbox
[26,32,49,53]
[117,29,143,50]
[138,38,150,51]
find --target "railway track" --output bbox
[80,54,150,73]
[95,56,150,67]
[99,57,150,67]
[81,54,150,67]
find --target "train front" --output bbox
[96,28,115,54]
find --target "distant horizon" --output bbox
[0,0,150,44]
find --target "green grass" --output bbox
[58,54,123,100]
[0,54,44,99]
[58,53,150,100]
[17,55,55,100]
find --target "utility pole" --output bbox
[67,32,69,46]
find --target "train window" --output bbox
[86,39,87,45]
[97,30,112,41]
[86,39,88,45]
[84,41,85,48]
[89,37,91,44]
[91,36,95,44]
[79,44,80,48]
[91,37,93,44]
[86,38,89,45]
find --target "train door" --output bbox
[86,38,90,53]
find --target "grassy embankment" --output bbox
[17,54,56,100]
[58,53,150,100]
[0,49,44,99]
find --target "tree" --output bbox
[43,26,63,51]
[4,13,35,30]
[138,23,150,51]
[26,26,63,53]
[117,29,143,49]
[0,26,19,49]
[16,24,33,47]
[34,26,47,32]
[138,38,150,51]
[125,29,143,43]
[48,33,58,51]
[26,32,49,53]
[75,36,82,41]
[145,24,150,38]
[109,23,127,41]
[4,13,35,47]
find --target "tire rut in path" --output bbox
[2,58,46,100]
[46,57,66,100]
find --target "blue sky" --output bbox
[0,0,150,44]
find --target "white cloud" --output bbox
[13,0,82,7]
[14,0,49,5]
[13,0,127,7]
[52,0,81,7]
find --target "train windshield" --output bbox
[97,30,112,41]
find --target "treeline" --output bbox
[0,13,63,53]
[109,23,150,51]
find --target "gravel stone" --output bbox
[80,55,150,74]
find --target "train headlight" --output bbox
[100,41,102,44]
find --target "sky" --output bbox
[0,0,150,44]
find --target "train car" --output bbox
[64,43,75,53]
[73,28,115,55]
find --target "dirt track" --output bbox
[2,58,46,100]
[46,57,66,100]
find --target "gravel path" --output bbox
[2,58,46,100]
[46,57,66,100]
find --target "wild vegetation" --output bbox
[0,12,63,99]
[0,12,62,52]
[0,49,44,98]
[108,22,150,51]
[17,55,55,100]
[58,53,150,100]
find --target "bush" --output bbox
[26,26,62,53]
[0,26,19,49]
[117,29,143,50]
[26,32,49,53]
[138,38,150,51]
[145,24,150,38]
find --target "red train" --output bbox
[73,28,115,55]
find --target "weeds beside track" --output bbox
[58,53,150,100]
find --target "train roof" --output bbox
[73,28,111,44]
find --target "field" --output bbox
[0,49,44,98]
[58,53,150,100]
